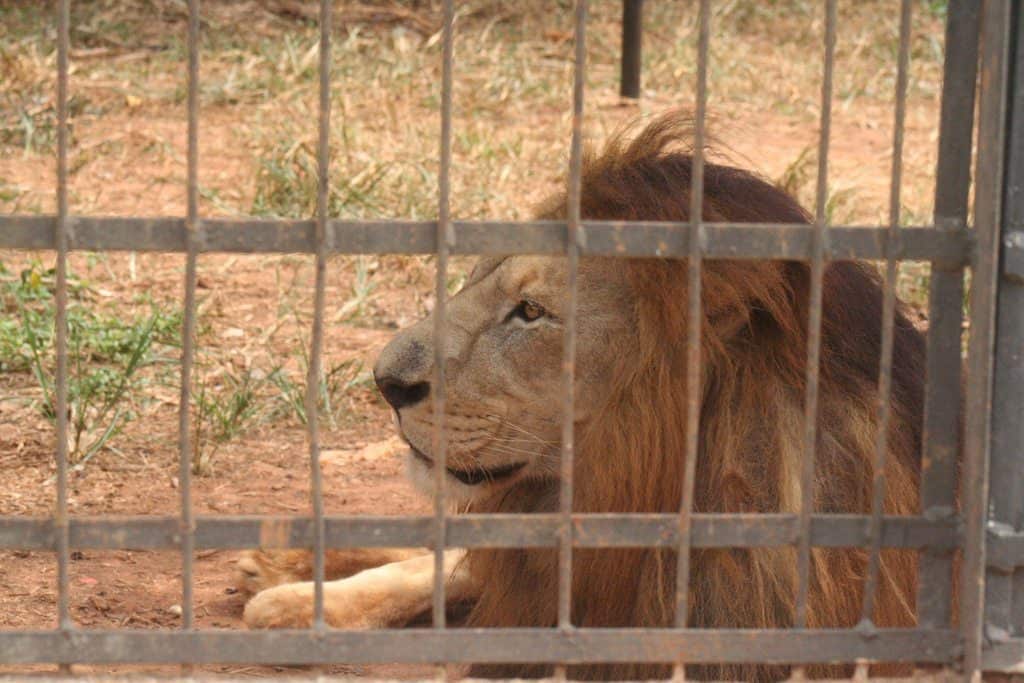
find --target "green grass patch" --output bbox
[0,259,180,464]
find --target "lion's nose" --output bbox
[374,373,430,410]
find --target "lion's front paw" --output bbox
[235,550,309,596]
[243,583,314,629]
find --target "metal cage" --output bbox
[1,0,1023,679]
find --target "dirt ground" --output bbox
[1,0,953,678]
[0,247,436,677]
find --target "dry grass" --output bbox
[0,0,949,473]
[1,1,947,218]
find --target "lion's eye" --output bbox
[509,299,546,323]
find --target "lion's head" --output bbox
[373,118,806,510]
[373,115,928,681]
[373,252,633,504]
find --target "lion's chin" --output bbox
[404,446,528,504]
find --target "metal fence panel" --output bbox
[0,0,1014,678]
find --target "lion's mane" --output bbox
[462,117,928,681]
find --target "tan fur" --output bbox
[243,549,472,629]
[236,547,427,596]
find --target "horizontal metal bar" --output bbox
[0,677,964,683]
[0,215,968,262]
[0,513,960,551]
[987,522,1024,573]
[982,637,1024,672]
[0,628,960,665]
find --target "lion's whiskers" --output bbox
[479,443,546,459]
[497,421,556,445]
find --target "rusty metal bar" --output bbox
[918,0,979,631]
[674,0,709,664]
[795,0,836,632]
[0,215,968,261]
[558,0,587,639]
[861,0,912,627]
[0,628,960,666]
[174,0,200,641]
[619,0,643,98]
[432,0,455,636]
[304,0,333,631]
[963,0,1013,678]
[53,0,71,643]
[0,514,960,551]
[986,0,1024,660]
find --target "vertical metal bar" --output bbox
[305,0,332,631]
[989,0,1024,642]
[177,0,200,638]
[794,0,836,632]
[619,0,643,99]
[918,0,980,631]
[54,0,72,647]
[963,0,1012,678]
[557,0,586,652]
[432,0,454,636]
[861,0,912,627]
[673,2,709,676]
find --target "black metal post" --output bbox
[963,0,1013,677]
[620,0,643,99]
[986,0,1024,667]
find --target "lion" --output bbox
[237,114,927,681]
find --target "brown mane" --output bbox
[463,116,927,681]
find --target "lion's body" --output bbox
[241,116,934,682]
[460,121,927,681]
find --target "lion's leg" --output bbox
[243,548,474,629]
[235,548,428,596]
